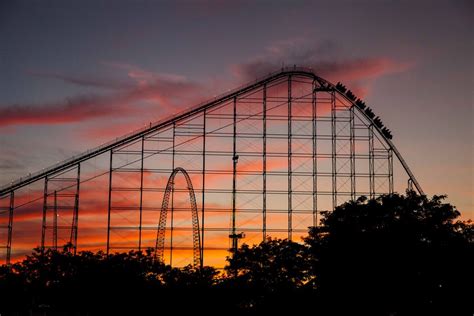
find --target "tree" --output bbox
[224,238,312,313]
[304,192,473,315]
[0,246,167,314]
[226,237,310,289]
[1,192,471,315]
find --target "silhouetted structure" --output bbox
[1,192,472,315]
[155,167,201,266]
[0,67,423,267]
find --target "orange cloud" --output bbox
[0,66,204,128]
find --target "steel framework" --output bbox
[0,67,423,267]
[155,167,201,267]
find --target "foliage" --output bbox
[0,192,472,315]
[304,192,474,315]
[225,237,310,289]
[222,238,313,313]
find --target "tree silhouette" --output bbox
[0,192,472,315]
[226,237,310,289]
[304,191,473,315]
[222,238,312,313]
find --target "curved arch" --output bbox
[155,167,201,267]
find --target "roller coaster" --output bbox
[155,167,201,267]
[0,67,423,267]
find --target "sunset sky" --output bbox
[1,0,472,229]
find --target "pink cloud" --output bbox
[0,65,204,128]
[0,94,133,127]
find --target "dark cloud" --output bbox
[27,71,134,90]
[232,39,412,85]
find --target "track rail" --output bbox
[0,66,423,196]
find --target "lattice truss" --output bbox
[0,69,422,267]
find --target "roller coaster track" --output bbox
[0,66,423,196]
[0,66,424,266]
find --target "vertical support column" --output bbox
[71,164,80,254]
[106,150,113,255]
[288,76,292,240]
[350,106,356,200]
[41,176,48,252]
[6,191,14,265]
[262,84,267,241]
[53,190,58,250]
[388,149,394,194]
[368,125,375,199]
[170,123,176,265]
[331,90,337,210]
[201,110,206,267]
[138,137,145,251]
[231,97,238,251]
[312,81,317,226]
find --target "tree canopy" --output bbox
[304,192,473,315]
[0,192,472,315]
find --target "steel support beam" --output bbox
[262,84,267,240]
[350,106,356,200]
[41,176,48,252]
[288,76,292,240]
[138,137,145,251]
[53,190,58,250]
[369,125,375,199]
[170,123,176,265]
[389,149,394,194]
[312,81,317,226]
[331,90,337,209]
[201,110,206,267]
[6,191,14,265]
[231,97,238,251]
[106,150,113,255]
[70,164,80,254]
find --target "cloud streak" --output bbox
[1,41,412,129]
[0,66,204,128]
[0,94,131,126]
[27,71,134,90]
